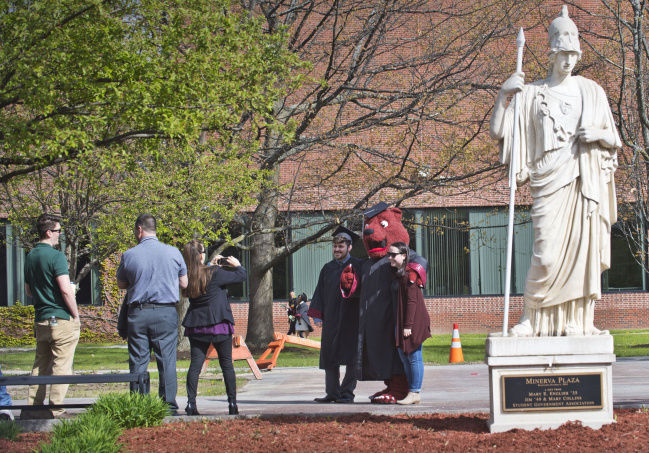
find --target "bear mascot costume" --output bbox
[341,202,427,403]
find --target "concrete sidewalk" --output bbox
[210,357,649,416]
[12,358,649,431]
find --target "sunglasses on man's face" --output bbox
[49,229,62,233]
[386,251,402,258]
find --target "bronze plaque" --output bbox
[502,372,603,412]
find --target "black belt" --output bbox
[129,302,177,310]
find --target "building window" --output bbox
[406,207,533,296]
[195,209,649,303]
[1,222,30,307]
[603,224,646,291]
[289,213,334,299]
[467,208,532,295]
[1,221,101,306]
[407,209,470,296]
[74,254,102,306]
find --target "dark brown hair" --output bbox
[135,213,156,233]
[181,240,215,298]
[37,214,61,239]
[333,236,351,246]
[390,241,410,277]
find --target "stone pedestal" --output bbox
[486,334,615,433]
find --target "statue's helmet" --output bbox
[548,5,581,56]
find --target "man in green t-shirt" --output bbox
[22,214,80,419]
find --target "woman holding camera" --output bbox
[181,240,246,416]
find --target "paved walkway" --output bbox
[12,357,649,431]
[215,357,649,416]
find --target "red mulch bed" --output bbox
[4,409,648,452]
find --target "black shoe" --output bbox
[228,402,239,415]
[314,395,337,403]
[166,401,179,416]
[185,402,200,416]
[335,398,354,404]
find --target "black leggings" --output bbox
[186,334,236,404]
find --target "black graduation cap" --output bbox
[333,225,359,242]
[363,201,389,219]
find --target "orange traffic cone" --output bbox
[449,323,464,363]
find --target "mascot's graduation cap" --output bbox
[333,225,359,243]
[363,201,389,219]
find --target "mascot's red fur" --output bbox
[341,202,426,404]
[363,207,409,259]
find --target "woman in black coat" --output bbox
[294,293,313,338]
[181,240,247,416]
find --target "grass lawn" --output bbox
[610,329,649,356]
[2,329,648,374]
[2,330,648,401]
[423,334,487,364]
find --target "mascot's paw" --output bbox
[387,374,410,401]
[406,263,427,288]
[368,387,390,400]
[370,394,397,404]
[340,264,356,293]
[407,270,424,287]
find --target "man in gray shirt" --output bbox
[116,214,187,413]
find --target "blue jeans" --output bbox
[397,344,423,392]
[0,366,12,406]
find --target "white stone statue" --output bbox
[490,6,621,336]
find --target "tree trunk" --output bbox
[176,295,190,352]
[246,237,276,352]
[245,170,280,352]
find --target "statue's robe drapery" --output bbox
[499,76,620,335]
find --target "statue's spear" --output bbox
[502,28,525,336]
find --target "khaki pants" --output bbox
[26,318,80,416]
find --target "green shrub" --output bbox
[0,419,21,440]
[39,429,121,453]
[39,412,121,453]
[37,392,169,452]
[87,392,170,429]
[0,303,35,347]
[51,411,120,438]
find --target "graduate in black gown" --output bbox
[308,226,364,403]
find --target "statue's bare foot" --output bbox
[585,326,609,335]
[509,318,533,337]
[564,323,581,336]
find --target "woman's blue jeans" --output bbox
[397,344,423,392]
[0,366,12,406]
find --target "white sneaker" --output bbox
[0,410,14,421]
[396,392,420,405]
